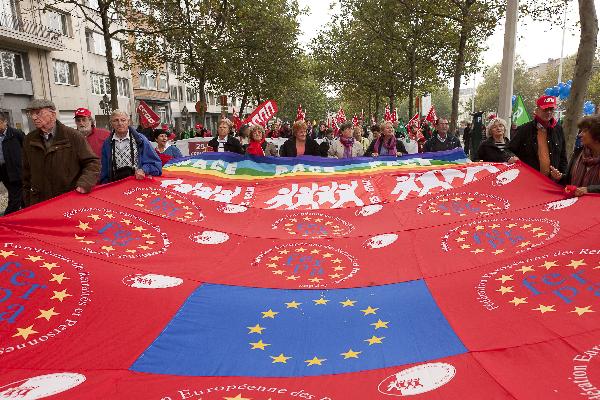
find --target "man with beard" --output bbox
[74,107,109,157]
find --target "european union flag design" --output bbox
[131,281,466,377]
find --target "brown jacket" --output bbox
[23,121,100,206]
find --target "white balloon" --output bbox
[494,169,520,186]
[122,274,183,289]
[356,204,384,217]
[219,204,248,214]
[364,233,398,249]
[542,197,578,211]
[0,373,86,400]
[192,230,230,245]
[378,363,456,397]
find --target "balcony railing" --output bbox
[0,12,62,43]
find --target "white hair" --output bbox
[110,109,129,120]
[486,117,508,137]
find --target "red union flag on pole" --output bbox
[136,100,160,129]
[384,104,392,122]
[295,104,306,121]
[241,100,278,127]
[426,106,438,124]
[406,112,421,129]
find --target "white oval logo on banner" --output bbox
[0,373,86,399]
[364,233,398,249]
[122,274,183,289]
[218,204,248,214]
[191,230,230,245]
[356,204,383,217]
[542,197,578,211]
[494,169,520,186]
[378,363,456,396]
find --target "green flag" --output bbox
[512,95,531,126]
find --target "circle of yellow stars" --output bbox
[257,244,353,286]
[73,211,158,257]
[245,296,389,367]
[495,257,600,316]
[446,221,552,256]
[424,194,507,217]
[1,248,77,343]
[130,190,199,222]
[275,214,353,238]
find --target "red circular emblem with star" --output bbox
[251,243,360,288]
[271,213,354,238]
[479,251,600,319]
[0,243,89,355]
[417,192,510,217]
[441,218,559,256]
[123,188,204,222]
[65,208,169,258]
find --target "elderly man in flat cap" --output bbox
[23,99,100,207]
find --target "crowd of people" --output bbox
[0,93,597,216]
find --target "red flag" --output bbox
[426,106,438,124]
[407,113,420,129]
[384,104,392,122]
[295,104,306,121]
[136,100,161,129]
[352,114,359,127]
[241,100,278,127]
[336,107,346,123]
[232,108,242,131]
[390,108,398,123]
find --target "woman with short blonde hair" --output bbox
[279,120,320,157]
[477,117,518,163]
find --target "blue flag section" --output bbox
[131,281,467,377]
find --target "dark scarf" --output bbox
[374,135,396,156]
[340,136,354,158]
[570,147,600,187]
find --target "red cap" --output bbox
[537,95,557,109]
[161,124,170,131]
[195,123,203,129]
[74,107,92,118]
[168,133,176,140]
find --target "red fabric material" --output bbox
[86,127,110,157]
[136,100,160,129]
[246,139,265,156]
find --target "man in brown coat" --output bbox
[23,99,100,207]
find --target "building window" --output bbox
[0,50,24,79]
[87,0,99,10]
[53,60,76,85]
[208,92,215,105]
[168,63,180,76]
[177,86,183,101]
[47,9,69,36]
[157,106,167,124]
[186,87,196,103]
[86,30,122,59]
[140,70,157,90]
[117,77,129,97]
[91,73,129,97]
[157,73,167,91]
[170,86,178,100]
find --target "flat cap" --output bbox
[26,98,56,111]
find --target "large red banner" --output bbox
[242,99,278,127]
[136,100,161,129]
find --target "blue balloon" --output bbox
[512,95,517,106]
[583,101,596,115]
[552,85,560,97]
[567,79,573,86]
[545,88,554,96]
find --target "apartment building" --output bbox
[0,0,133,131]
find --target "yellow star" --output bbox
[492,249,505,255]
[371,319,390,329]
[333,266,346,271]
[567,259,587,269]
[279,249,290,254]
[497,286,514,295]
[509,297,528,306]
[88,214,101,221]
[272,270,285,275]
[270,353,291,363]
[41,262,59,271]
[132,226,146,232]
[77,221,91,231]
[0,250,14,258]
[270,256,282,261]
[314,218,323,222]
[101,246,115,252]
[533,304,556,314]
[296,247,307,252]
[51,289,72,302]
[535,232,548,238]
[121,219,132,225]
[104,213,114,218]
[471,248,485,254]
[340,349,361,359]
[285,301,301,309]
[361,306,379,316]
[142,234,154,238]
[249,339,270,350]
[489,224,501,229]
[365,335,385,345]
[126,249,137,254]
[571,306,594,316]
[517,241,531,248]
[460,244,471,249]
[340,299,357,307]
[507,223,518,228]
[322,253,333,258]
[49,273,69,284]
[475,225,484,231]
[521,224,532,229]
[310,249,320,254]
[516,265,535,274]
[36,307,59,321]
[331,259,342,264]
[26,255,44,262]
[531,227,543,232]
[286,275,300,281]
[308,277,323,283]
[223,394,252,400]
[305,356,326,366]
[459,230,469,235]
[455,237,466,242]
[303,217,312,221]
[541,261,558,270]
[329,273,341,279]
[496,275,513,283]
[247,324,265,334]
[313,298,329,305]
[138,245,150,250]
[12,325,38,340]
[261,309,279,318]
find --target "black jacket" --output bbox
[477,137,516,162]
[208,135,244,154]
[279,137,320,157]
[424,133,461,153]
[2,126,24,182]
[364,137,408,157]
[559,147,600,193]
[508,119,568,173]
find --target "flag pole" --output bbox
[498,0,519,123]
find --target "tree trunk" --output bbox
[100,3,118,110]
[375,93,380,122]
[239,89,248,119]
[197,66,207,126]
[563,0,599,155]
[408,50,416,118]
[450,5,472,134]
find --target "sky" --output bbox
[297,0,598,88]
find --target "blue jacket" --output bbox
[100,127,162,183]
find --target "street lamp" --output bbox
[99,94,112,116]
[181,105,189,129]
